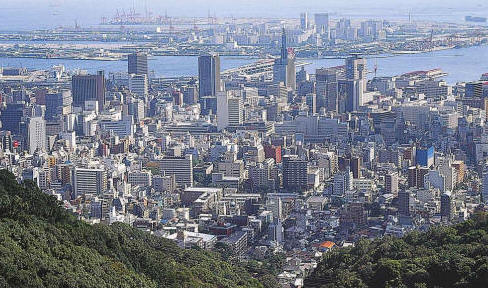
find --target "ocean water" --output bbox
[1,45,487,83]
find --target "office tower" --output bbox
[346,54,366,80]
[198,53,221,98]
[129,74,149,97]
[128,170,153,187]
[27,117,46,154]
[482,170,488,203]
[128,52,148,76]
[305,93,316,114]
[273,28,296,91]
[217,91,243,131]
[385,171,399,195]
[314,13,329,34]
[99,116,134,138]
[45,90,72,120]
[408,166,429,188]
[159,154,193,188]
[73,168,107,196]
[282,155,308,191]
[441,192,454,222]
[333,169,353,196]
[339,79,363,112]
[350,157,361,179]
[0,103,24,134]
[316,68,338,112]
[416,146,435,168]
[465,81,483,98]
[128,99,145,121]
[398,190,410,216]
[300,12,309,30]
[72,71,105,111]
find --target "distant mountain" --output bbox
[305,214,488,288]
[0,170,263,288]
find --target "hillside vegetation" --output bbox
[305,214,488,288]
[0,170,262,288]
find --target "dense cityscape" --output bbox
[2,1,488,287]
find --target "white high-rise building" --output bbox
[73,168,107,196]
[28,117,46,154]
[159,154,193,188]
[217,91,243,131]
[129,74,148,97]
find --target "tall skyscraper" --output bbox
[128,52,148,76]
[217,91,244,131]
[385,171,399,195]
[346,54,366,80]
[273,28,296,91]
[0,103,24,134]
[198,53,221,98]
[27,117,46,154]
[159,154,193,188]
[314,13,329,34]
[72,71,106,111]
[398,190,410,216]
[282,155,308,191]
[316,68,338,112]
[129,74,149,98]
[45,90,72,120]
[441,192,454,222]
[300,12,309,30]
[198,53,221,115]
[73,168,107,196]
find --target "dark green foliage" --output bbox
[305,213,488,288]
[0,170,262,288]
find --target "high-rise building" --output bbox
[398,190,410,216]
[27,117,46,154]
[282,155,308,191]
[273,28,296,91]
[408,166,429,188]
[482,170,488,203]
[217,91,243,131]
[339,79,364,112]
[128,52,148,76]
[350,157,361,179]
[72,71,105,111]
[346,54,366,80]
[385,171,399,195]
[0,103,24,134]
[300,12,309,30]
[305,93,316,114]
[333,169,353,196]
[465,81,483,98]
[45,90,72,120]
[316,68,338,112]
[73,168,107,196]
[416,146,435,168]
[159,154,193,188]
[314,13,329,34]
[129,74,149,97]
[441,192,454,222]
[198,54,221,98]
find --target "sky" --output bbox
[0,0,487,30]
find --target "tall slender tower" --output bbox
[273,28,296,92]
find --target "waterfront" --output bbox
[1,45,487,83]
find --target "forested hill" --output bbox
[305,213,488,288]
[0,170,263,288]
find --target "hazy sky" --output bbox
[1,0,487,30]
